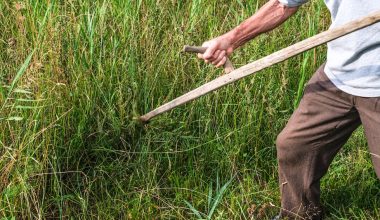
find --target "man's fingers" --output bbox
[204,50,220,64]
[211,50,221,61]
[203,45,218,60]
[212,50,226,65]
[196,40,230,69]
[197,48,227,67]
[198,49,219,62]
[215,56,227,68]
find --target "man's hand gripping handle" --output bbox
[183,45,235,74]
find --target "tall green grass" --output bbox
[1,0,379,219]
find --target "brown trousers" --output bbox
[276,64,380,219]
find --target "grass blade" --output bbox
[207,183,212,211]
[7,51,35,99]
[1,50,35,111]
[6,116,23,121]
[207,178,233,219]
[184,200,204,219]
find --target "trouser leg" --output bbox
[276,65,361,219]
[356,97,380,179]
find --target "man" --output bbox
[197,0,380,219]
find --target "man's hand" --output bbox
[197,34,234,68]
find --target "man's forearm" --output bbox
[226,0,298,49]
[199,0,299,67]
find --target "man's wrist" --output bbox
[222,29,239,50]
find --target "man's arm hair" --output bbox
[228,0,299,49]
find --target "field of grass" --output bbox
[1,0,380,219]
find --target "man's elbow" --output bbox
[276,0,300,15]
[277,0,306,8]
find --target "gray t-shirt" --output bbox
[279,0,380,97]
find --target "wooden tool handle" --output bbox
[183,45,207,53]
[183,45,235,74]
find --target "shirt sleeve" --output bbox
[278,0,309,7]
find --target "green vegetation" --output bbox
[1,0,379,219]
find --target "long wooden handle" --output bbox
[183,45,235,73]
[140,11,380,123]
